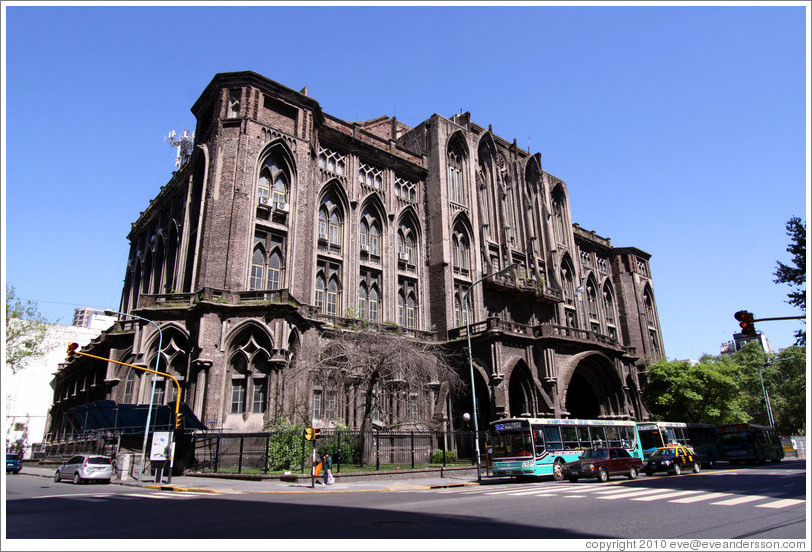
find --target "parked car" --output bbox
[642,445,701,476]
[561,447,643,483]
[6,452,23,474]
[54,454,113,484]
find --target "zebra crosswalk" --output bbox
[33,490,215,502]
[433,482,805,509]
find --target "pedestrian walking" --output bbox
[323,452,333,485]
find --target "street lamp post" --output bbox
[758,361,776,428]
[463,262,518,482]
[104,309,162,481]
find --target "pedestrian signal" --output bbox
[65,342,79,361]
[305,427,320,440]
[734,310,757,338]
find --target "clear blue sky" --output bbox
[3,3,808,361]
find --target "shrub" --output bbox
[265,418,306,471]
[430,449,458,463]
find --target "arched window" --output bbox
[603,283,617,326]
[123,370,137,403]
[368,286,379,321]
[586,280,599,321]
[315,273,325,311]
[258,156,289,205]
[250,246,265,290]
[397,221,418,266]
[358,284,367,319]
[359,208,382,257]
[451,227,470,274]
[268,251,281,290]
[229,330,272,415]
[327,277,339,316]
[447,139,467,205]
[561,261,576,306]
[552,187,567,244]
[318,191,343,248]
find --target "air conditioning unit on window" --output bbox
[398,252,411,262]
[258,196,271,206]
[274,201,290,213]
[319,232,329,241]
[360,244,370,253]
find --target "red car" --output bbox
[561,447,643,483]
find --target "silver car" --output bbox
[54,454,113,484]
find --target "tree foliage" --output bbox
[642,342,806,436]
[296,327,464,465]
[773,216,806,345]
[5,285,52,374]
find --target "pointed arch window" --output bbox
[552,188,567,245]
[315,273,325,311]
[258,156,290,206]
[327,277,339,316]
[586,280,599,321]
[318,191,344,250]
[447,141,466,205]
[123,370,137,403]
[250,231,286,290]
[451,227,470,275]
[398,279,418,328]
[250,245,265,290]
[360,208,381,257]
[397,220,418,268]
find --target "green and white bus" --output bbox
[488,418,643,481]
[636,421,723,467]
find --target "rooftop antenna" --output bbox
[164,129,195,169]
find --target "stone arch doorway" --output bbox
[563,353,625,419]
[508,360,536,417]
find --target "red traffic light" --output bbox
[734,310,756,337]
[65,342,79,361]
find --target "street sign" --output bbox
[150,431,171,461]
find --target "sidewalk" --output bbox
[14,463,493,494]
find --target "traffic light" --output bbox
[734,310,757,338]
[305,427,320,441]
[174,412,183,429]
[65,342,79,361]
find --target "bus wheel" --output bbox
[552,459,564,481]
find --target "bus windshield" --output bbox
[491,429,534,459]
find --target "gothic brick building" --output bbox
[47,71,664,439]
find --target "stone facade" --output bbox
[47,71,664,439]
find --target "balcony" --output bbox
[482,272,563,303]
[447,317,631,354]
[136,288,300,310]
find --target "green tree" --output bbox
[642,356,748,424]
[5,285,52,374]
[773,216,806,345]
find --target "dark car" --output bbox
[561,447,643,483]
[6,453,23,474]
[642,445,701,476]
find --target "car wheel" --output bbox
[692,462,701,473]
[73,472,81,485]
[54,471,61,483]
[597,467,609,483]
[628,466,639,480]
[552,459,564,482]
[645,469,654,477]
[567,476,579,483]
[672,464,681,475]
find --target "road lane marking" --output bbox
[755,499,805,509]
[632,490,704,501]
[597,488,680,500]
[670,492,731,503]
[710,495,770,506]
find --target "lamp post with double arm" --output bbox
[463,262,518,482]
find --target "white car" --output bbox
[54,454,113,484]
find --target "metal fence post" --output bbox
[375,431,380,471]
[301,430,306,474]
[214,436,220,473]
[337,430,342,473]
[238,436,244,474]
[264,434,270,474]
[411,431,415,469]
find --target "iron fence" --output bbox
[191,429,483,475]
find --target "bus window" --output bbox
[577,425,591,448]
[619,426,635,449]
[561,426,579,450]
[543,426,563,451]
[531,427,545,456]
[491,430,534,458]
[606,426,621,447]
[589,426,606,448]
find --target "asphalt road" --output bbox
[4,460,807,543]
